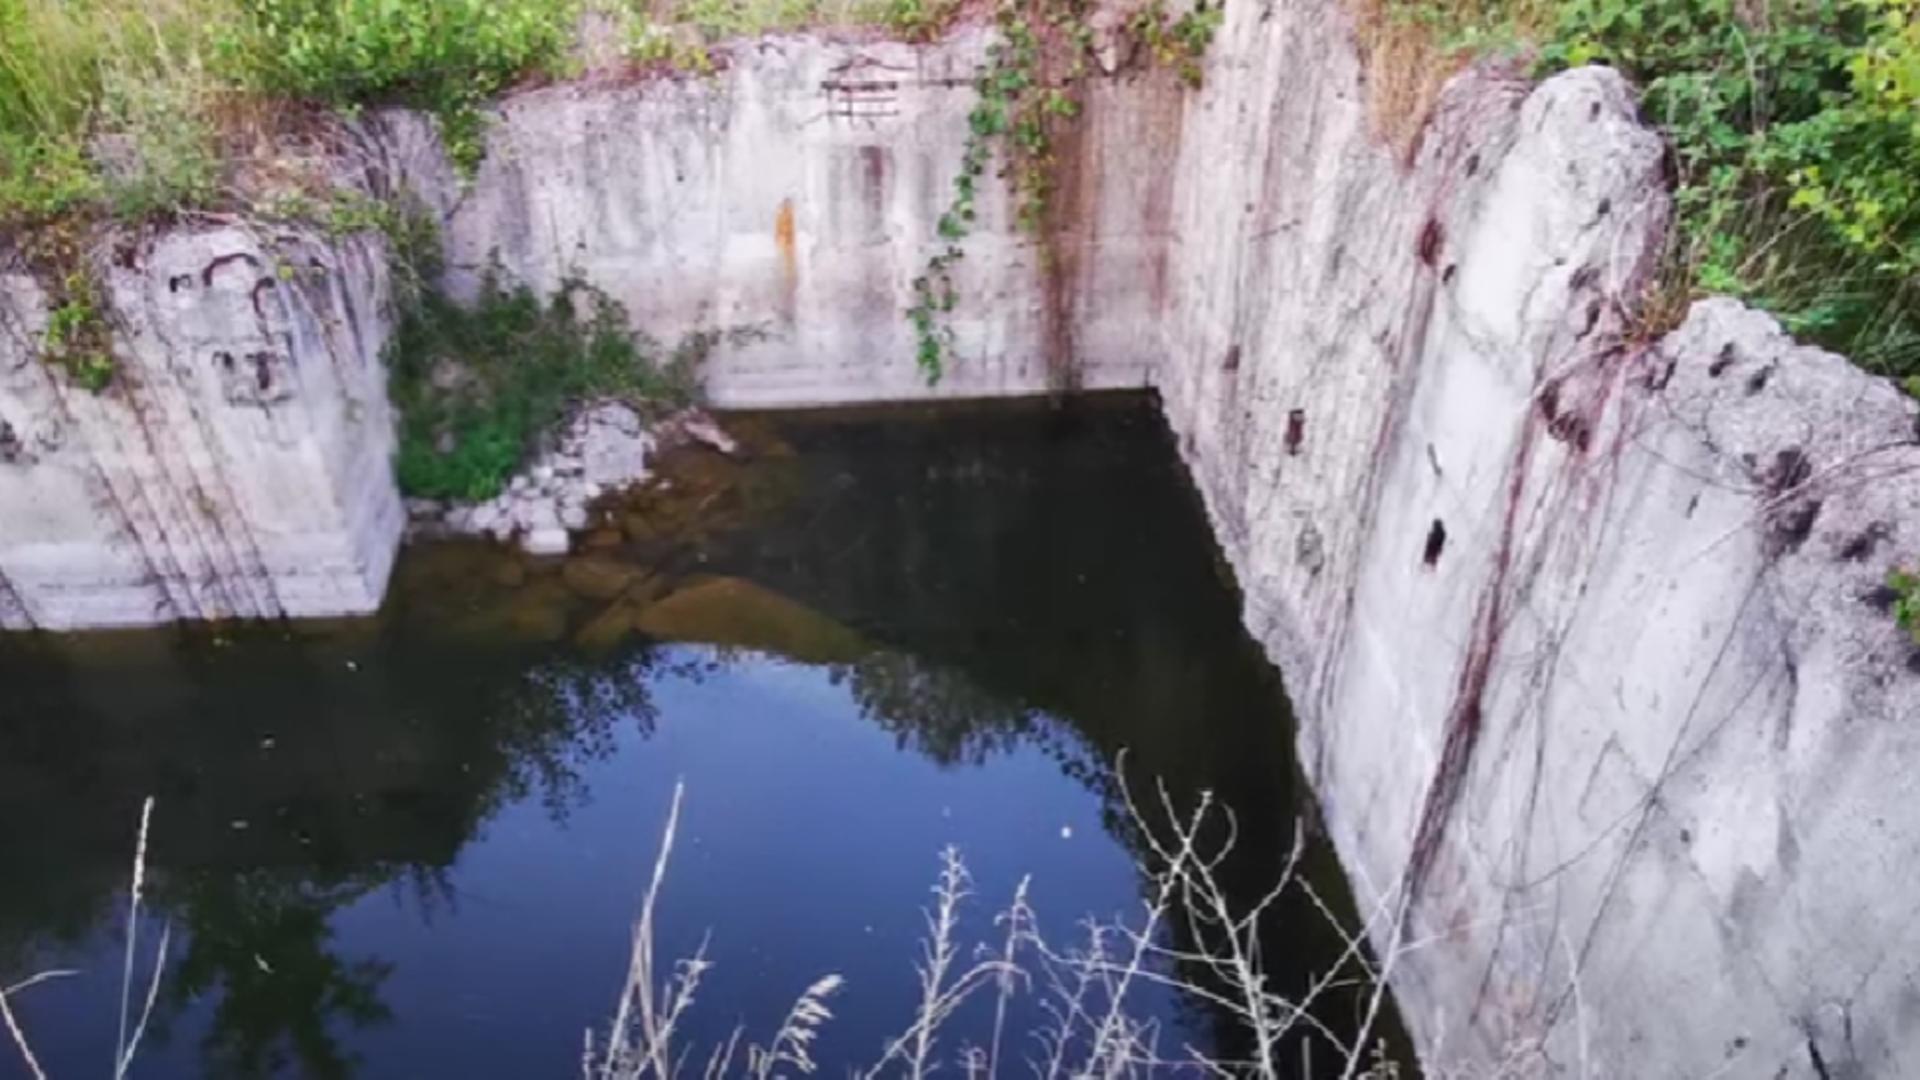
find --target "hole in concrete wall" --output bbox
[1766,499,1822,557]
[1464,153,1480,177]
[1417,218,1445,267]
[1537,380,1561,423]
[202,251,260,287]
[1596,196,1612,217]
[251,277,278,320]
[1745,365,1774,395]
[1285,409,1305,456]
[1839,523,1891,562]
[1760,447,1813,494]
[168,273,193,294]
[1709,342,1737,377]
[0,420,19,464]
[1224,345,1241,372]
[1865,583,1902,614]
[215,351,236,373]
[1422,519,1447,568]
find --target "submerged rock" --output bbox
[560,555,642,600]
[633,576,867,665]
[573,600,638,652]
[570,574,666,651]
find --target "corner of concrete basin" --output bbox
[0,223,403,630]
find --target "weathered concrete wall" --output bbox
[1156,2,1920,1076]
[377,27,1185,407]
[0,227,402,630]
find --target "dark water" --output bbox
[0,394,1395,1079]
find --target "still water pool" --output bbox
[0,394,1392,1078]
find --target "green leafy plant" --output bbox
[389,275,703,501]
[1364,0,1920,373]
[1128,0,1225,87]
[1532,0,1920,368]
[1893,566,1920,643]
[41,267,116,393]
[874,0,962,39]
[907,0,1057,381]
[0,0,228,224]
[227,0,580,177]
[908,0,1221,382]
[0,133,105,223]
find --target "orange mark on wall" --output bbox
[774,198,799,321]
[775,199,797,276]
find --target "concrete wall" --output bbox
[376,26,1185,406]
[0,227,402,629]
[1156,3,1920,1076]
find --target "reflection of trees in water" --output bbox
[820,643,1379,1073]
[155,872,395,1079]
[0,630,691,1078]
[497,646,724,820]
[149,643,698,1077]
[834,652,1035,766]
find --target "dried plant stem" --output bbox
[0,982,49,1080]
[112,795,169,1080]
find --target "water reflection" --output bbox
[0,394,1395,1077]
[158,871,396,1078]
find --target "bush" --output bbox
[1535,0,1920,374]
[1368,0,1920,378]
[389,277,703,502]
[1894,567,1920,643]
[228,0,581,174]
[0,0,227,223]
[0,133,104,222]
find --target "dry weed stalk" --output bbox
[1,796,170,1080]
[1345,0,1553,156]
[591,767,1423,1080]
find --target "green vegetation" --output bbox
[0,0,225,222]
[231,0,578,177]
[909,0,1222,382]
[0,0,579,212]
[389,275,702,502]
[1374,0,1920,378]
[600,0,962,73]
[1893,566,1920,643]
[0,0,970,390]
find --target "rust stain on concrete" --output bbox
[775,198,799,322]
[775,199,798,276]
